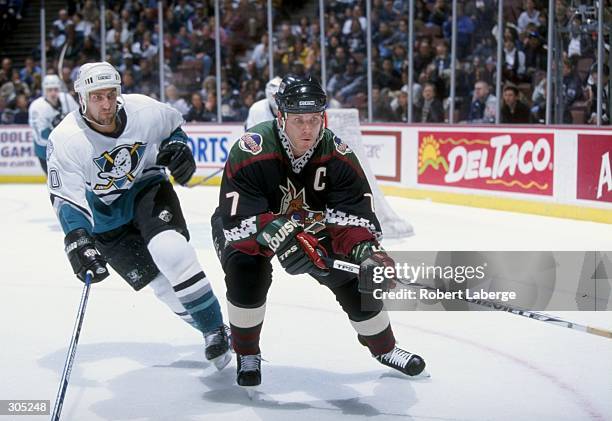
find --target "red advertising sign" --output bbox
[577,134,612,203]
[417,131,554,196]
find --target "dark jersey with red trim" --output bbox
[218,119,382,257]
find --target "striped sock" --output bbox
[173,271,223,333]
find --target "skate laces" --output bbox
[379,347,413,367]
[204,325,228,346]
[239,354,261,371]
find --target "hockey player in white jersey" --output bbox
[28,75,78,173]
[46,62,231,370]
[244,76,281,129]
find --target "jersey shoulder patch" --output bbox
[238,132,264,155]
[333,135,352,155]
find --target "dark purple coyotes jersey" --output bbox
[218,119,382,257]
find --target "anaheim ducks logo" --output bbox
[238,132,263,155]
[93,142,146,190]
[278,179,325,234]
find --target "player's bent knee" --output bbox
[148,230,201,281]
[95,229,160,290]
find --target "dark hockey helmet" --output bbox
[275,74,327,114]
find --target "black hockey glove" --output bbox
[350,241,396,293]
[256,217,329,277]
[64,228,109,283]
[156,140,196,185]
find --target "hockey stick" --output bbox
[321,257,612,340]
[51,271,93,421]
[186,167,224,188]
[57,42,71,115]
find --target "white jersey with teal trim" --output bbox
[245,98,275,130]
[47,94,184,234]
[28,94,79,148]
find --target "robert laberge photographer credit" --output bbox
[372,287,517,303]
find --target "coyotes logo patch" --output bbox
[278,179,325,234]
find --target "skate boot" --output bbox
[375,346,426,376]
[236,353,262,387]
[204,325,231,370]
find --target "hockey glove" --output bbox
[350,241,396,293]
[64,228,109,283]
[156,140,196,185]
[256,217,329,277]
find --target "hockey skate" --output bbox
[236,353,262,388]
[204,325,231,370]
[375,346,428,377]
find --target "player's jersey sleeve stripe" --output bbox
[50,194,94,234]
[50,193,93,218]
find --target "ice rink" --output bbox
[1,184,611,421]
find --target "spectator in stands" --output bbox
[2,58,13,78]
[523,31,547,77]
[502,34,527,83]
[327,57,358,98]
[586,63,610,125]
[372,86,394,121]
[185,92,207,122]
[428,0,448,27]
[165,84,189,116]
[530,78,547,123]
[132,32,158,61]
[442,3,474,59]
[561,58,584,117]
[342,5,367,35]
[413,38,435,77]
[567,16,594,59]
[251,33,270,70]
[53,9,72,34]
[501,84,530,123]
[374,58,402,91]
[73,12,92,39]
[414,82,444,123]
[517,0,540,34]
[12,93,28,124]
[468,80,497,123]
[201,93,218,122]
[19,57,41,88]
[391,88,409,122]
[122,70,138,95]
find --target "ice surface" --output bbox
[1,185,611,421]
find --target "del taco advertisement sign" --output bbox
[417,131,554,196]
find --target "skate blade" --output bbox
[210,350,232,371]
[240,385,261,400]
[410,368,431,379]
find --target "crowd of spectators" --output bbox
[0,0,23,36]
[0,0,610,125]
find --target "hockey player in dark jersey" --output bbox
[211,74,426,388]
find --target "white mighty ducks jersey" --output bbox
[47,94,184,234]
[28,94,79,148]
[245,98,276,130]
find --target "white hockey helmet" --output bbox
[42,75,62,91]
[265,76,282,114]
[74,61,122,114]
